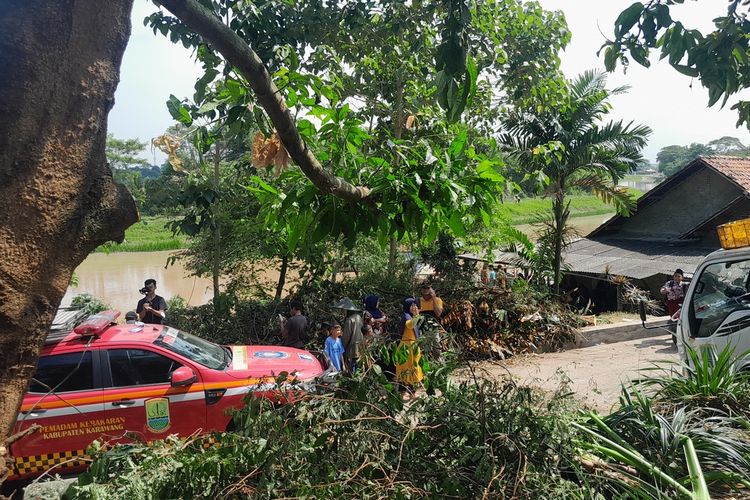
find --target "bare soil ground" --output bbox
[474,334,679,413]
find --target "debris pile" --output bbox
[440,287,580,359]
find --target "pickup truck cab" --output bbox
[9,310,329,480]
[641,218,750,369]
[674,246,750,368]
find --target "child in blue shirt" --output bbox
[324,322,345,372]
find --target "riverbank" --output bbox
[96,216,186,252]
[62,250,214,313]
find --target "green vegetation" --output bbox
[575,345,750,497]
[654,137,750,176]
[500,71,651,295]
[7,0,750,497]
[141,0,572,289]
[96,216,186,253]
[69,374,585,499]
[90,194,635,254]
[499,192,641,225]
[69,293,111,315]
[90,193,639,255]
[605,2,750,129]
[65,344,750,499]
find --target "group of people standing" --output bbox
[479,262,509,288]
[280,284,444,395]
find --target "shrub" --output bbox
[70,293,111,315]
[166,299,287,346]
[167,268,575,361]
[636,345,750,418]
[66,369,587,499]
[575,345,750,497]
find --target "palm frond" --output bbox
[572,175,636,216]
[499,225,535,254]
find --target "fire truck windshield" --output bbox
[154,327,229,370]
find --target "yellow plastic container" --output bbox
[717,218,750,249]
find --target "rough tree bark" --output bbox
[156,0,371,202]
[0,0,138,453]
[274,255,289,302]
[211,143,222,303]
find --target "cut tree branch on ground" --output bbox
[1,424,40,483]
[155,0,371,202]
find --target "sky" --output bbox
[108,0,750,164]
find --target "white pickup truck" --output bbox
[641,219,750,367]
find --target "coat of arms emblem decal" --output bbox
[145,397,170,432]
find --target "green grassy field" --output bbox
[96,216,187,252]
[500,191,642,225]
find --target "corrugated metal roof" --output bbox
[459,251,519,264]
[563,238,713,279]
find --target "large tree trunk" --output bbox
[0,0,138,453]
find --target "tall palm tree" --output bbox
[500,70,651,296]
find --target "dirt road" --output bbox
[476,334,679,412]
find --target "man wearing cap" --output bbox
[136,278,168,324]
[334,297,364,373]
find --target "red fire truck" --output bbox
[9,309,329,480]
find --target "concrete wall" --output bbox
[617,167,741,239]
[568,316,671,349]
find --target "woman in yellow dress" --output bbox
[395,298,424,390]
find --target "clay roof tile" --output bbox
[701,155,750,192]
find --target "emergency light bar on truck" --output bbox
[72,310,120,337]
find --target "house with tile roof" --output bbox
[561,155,750,310]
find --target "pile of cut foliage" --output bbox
[61,347,750,499]
[438,284,579,360]
[64,369,588,499]
[572,346,750,498]
[167,273,579,362]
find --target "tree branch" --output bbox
[155,0,371,202]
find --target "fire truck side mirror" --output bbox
[638,300,647,324]
[170,366,197,387]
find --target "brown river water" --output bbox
[60,251,215,315]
